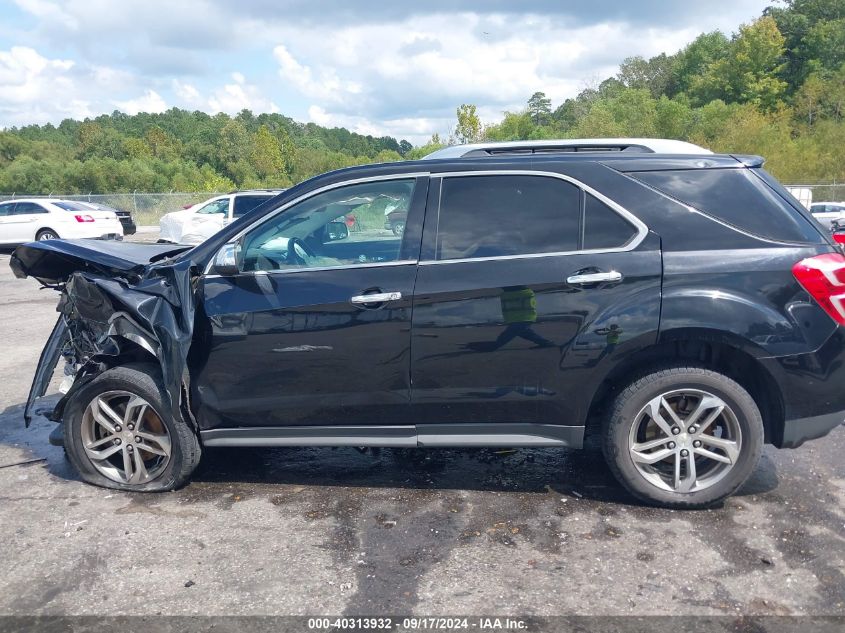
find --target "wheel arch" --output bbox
[35,226,60,240]
[584,329,785,446]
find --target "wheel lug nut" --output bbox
[688,426,697,434]
[693,440,702,448]
[127,424,134,431]
[671,427,681,435]
[135,436,141,443]
[668,441,676,449]
[113,438,121,445]
[115,425,122,432]
[680,449,689,457]
[127,445,134,452]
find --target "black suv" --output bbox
[11,141,845,508]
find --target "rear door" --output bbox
[409,170,662,430]
[6,202,48,242]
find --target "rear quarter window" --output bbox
[631,168,823,243]
[233,195,273,218]
[583,194,638,250]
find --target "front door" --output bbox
[2,202,44,243]
[409,171,662,429]
[193,176,427,430]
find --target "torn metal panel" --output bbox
[15,239,198,428]
[23,317,68,427]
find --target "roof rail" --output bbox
[422,138,712,160]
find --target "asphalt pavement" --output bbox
[0,242,843,620]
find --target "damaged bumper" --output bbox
[12,239,198,428]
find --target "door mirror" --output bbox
[323,221,349,242]
[213,242,240,276]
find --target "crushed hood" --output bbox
[10,239,191,284]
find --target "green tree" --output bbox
[250,125,285,179]
[527,91,552,125]
[453,104,482,144]
[692,16,788,109]
[618,53,676,98]
[672,31,731,98]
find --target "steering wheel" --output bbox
[286,237,316,266]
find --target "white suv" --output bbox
[159,190,282,245]
[0,198,124,245]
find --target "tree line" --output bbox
[451,0,845,184]
[1,0,844,193]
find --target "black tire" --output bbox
[63,363,201,492]
[36,229,59,241]
[602,365,763,509]
[392,222,405,237]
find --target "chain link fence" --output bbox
[783,183,845,207]
[0,192,223,226]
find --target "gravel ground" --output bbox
[0,239,843,621]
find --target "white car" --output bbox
[159,190,281,245]
[0,198,124,245]
[810,202,845,230]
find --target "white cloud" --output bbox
[172,79,202,106]
[113,89,168,115]
[3,0,774,141]
[274,45,362,103]
[207,72,280,114]
[0,46,93,124]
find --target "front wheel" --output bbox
[392,221,405,237]
[63,364,201,491]
[603,365,763,509]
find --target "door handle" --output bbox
[566,271,623,285]
[350,291,402,304]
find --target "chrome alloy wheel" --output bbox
[80,390,171,485]
[628,389,742,493]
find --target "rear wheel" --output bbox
[63,364,201,491]
[392,221,405,237]
[602,365,763,508]
[36,229,59,241]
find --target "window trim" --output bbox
[204,172,429,276]
[421,170,648,265]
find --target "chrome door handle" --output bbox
[566,271,623,285]
[350,291,402,304]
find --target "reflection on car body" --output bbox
[10,139,845,509]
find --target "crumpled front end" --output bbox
[12,239,197,429]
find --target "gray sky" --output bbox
[0,0,773,143]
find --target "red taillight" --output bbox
[74,214,94,223]
[832,232,845,246]
[792,253,845,325]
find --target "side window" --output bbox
[435,175,580,260]
[233,195,271,218]
[13,202,48,215]
[240,179,416,272]
[0,202,14,217]
[583,194,637,250]
[632,168,821,243]
[197,199,230,215]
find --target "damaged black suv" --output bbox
[11,139,845,508]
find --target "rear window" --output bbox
[233,195,273,218]
[52,201,90,212]
[632,168,822,243]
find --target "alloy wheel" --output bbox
[628,389,742,493]
[80,390,172,485]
